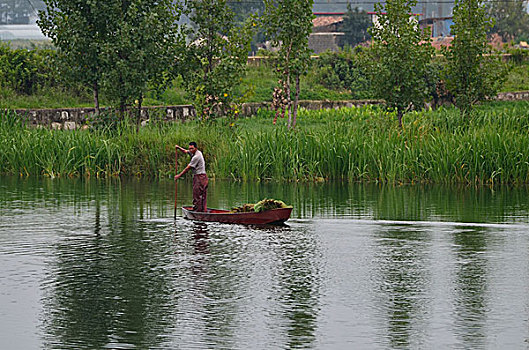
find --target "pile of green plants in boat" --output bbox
[231,199,291,213]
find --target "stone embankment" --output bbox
[10,91,529,129]
[12,100,381,130]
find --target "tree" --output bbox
[227,0,266,53]
[488,0,529,42]
[38,0,116,114]
[262,0,314,128]
[444,0,504,113]
[364,0,433,127]
[39,0,182,123]
[181,0,254,120]
[340,4,371,48]
[100,0,183,126]
[227,0,265,23]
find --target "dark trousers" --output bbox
[193,174,208,212]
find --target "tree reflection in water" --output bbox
[372,224,432,349]
[273,225,320,349]
[41,182,176,349]
[451,226,491,348]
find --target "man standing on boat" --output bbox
[175,142,208,212]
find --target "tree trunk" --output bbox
[119,74,126,120]
[397,110,403,128]
[93,81,100,115]
[136,94,143,133]
[292,74,301,128]
[119,99,126,120]
[286,72,291,128]
[285,43,293,128]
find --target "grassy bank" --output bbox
[2,101,529,184]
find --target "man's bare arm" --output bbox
[175,144,189,155]
[175,164,192,180]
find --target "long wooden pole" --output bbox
[174,148,178,220]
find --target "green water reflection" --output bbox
[2,177,529,223]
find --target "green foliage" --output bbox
[507,47,529,64]
[39,0,183,116]
[313,48,372,99]
[443,0,505,113]
[38,0,115,110]
[230,198,290,212]
[0,86,93,109]
[262,0,314,128]
[0,43,59,95]
[227,0,265,22]
[100,0,183,117]
[230,203,255,213]
[227,0,266,52]
[501,61,529,92]
[253,199,290,212]
[181,0,254,120]
[340,5,371,48]
[488,0,529,42]
[364,0,434,126]
[424,58,447,106]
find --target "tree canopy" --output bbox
[262,0,314,128]
[488,0,529,42]
[365,0,433,127]
[444,0,504,113]
[39,0,183,120]
[182,0,254,120]
[340,5,371,47]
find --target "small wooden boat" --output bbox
[182,206,293,225]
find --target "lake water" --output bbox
[1,177,529,349]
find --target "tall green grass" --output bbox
[2,102,529,184]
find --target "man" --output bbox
[175,142,209,212]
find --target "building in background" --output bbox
[309,16,345,54]
[419,16,454,37]
[309,0,456,53]
[1,0,455,43]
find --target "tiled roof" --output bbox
[313,16,344,28]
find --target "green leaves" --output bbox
[38,0,184,115]
[489,0,529,42]
[0,44,59,95]
[181,0,255,120]
[341,5,371,48]
[262,0,314,127]
[364,0,433,126]
[444,0,504,113]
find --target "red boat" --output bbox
[182,206,293,225]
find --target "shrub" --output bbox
[0,44,59,95]
[314,48,372,99]
[507,47,529,64]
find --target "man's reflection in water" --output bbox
[192,222,210,255]
[190,222,210,282]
